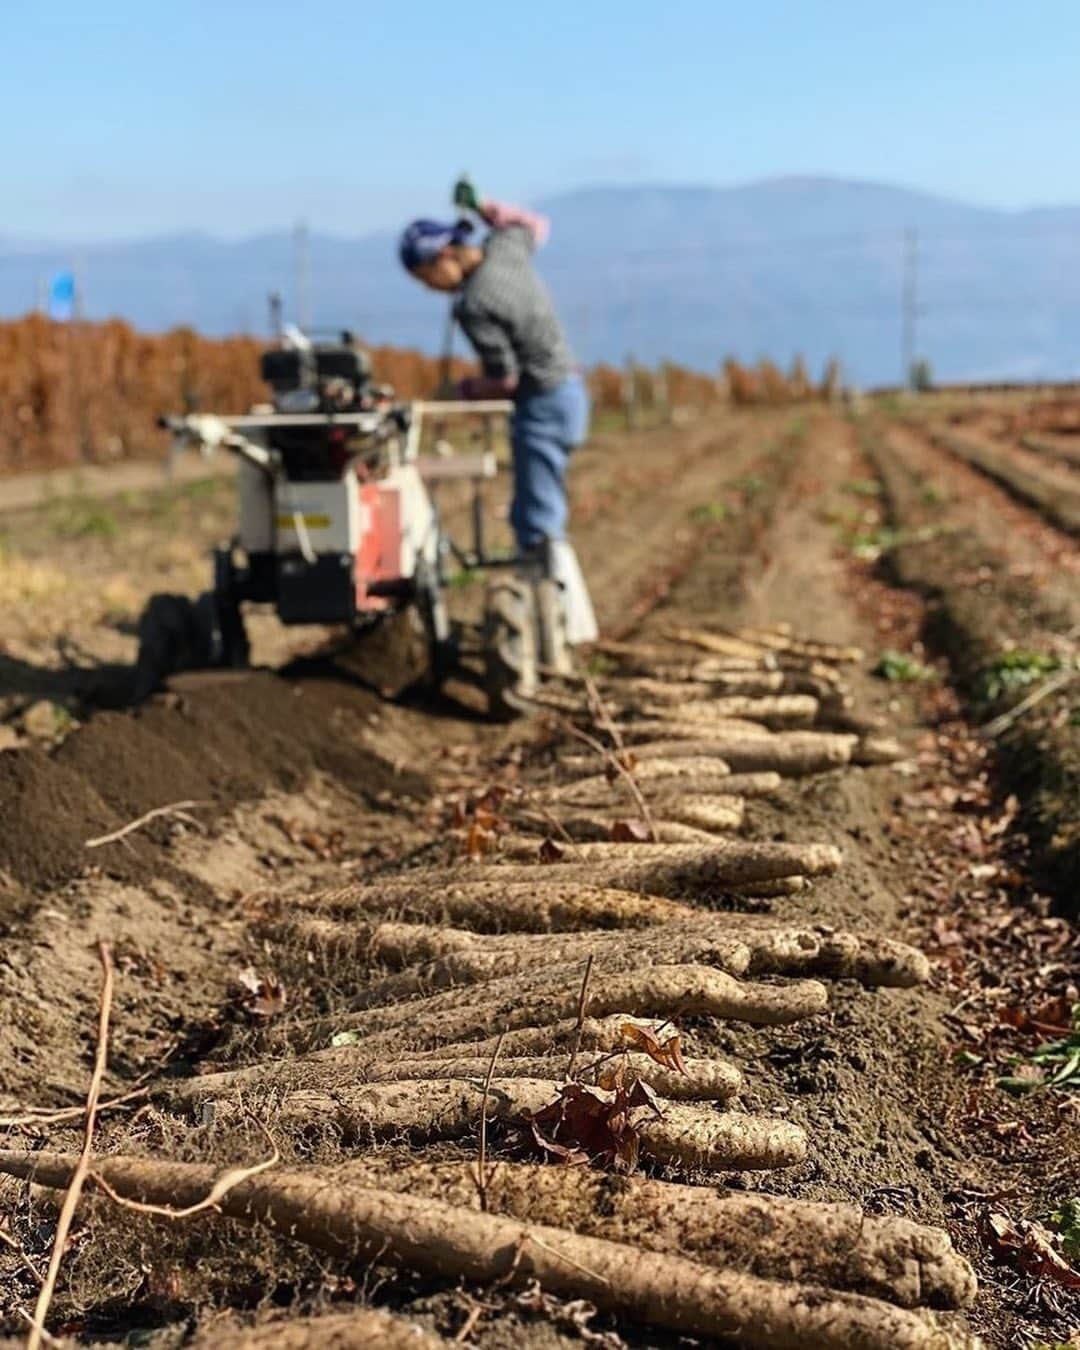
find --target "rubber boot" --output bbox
[546,539,598,646]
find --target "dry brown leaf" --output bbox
[616,1021,688,1075]
[231,967,286,1022]
[465,823,498,859]
[522,1079,663,1173]
[981,1208,1080,1289]
[538,837,565,864]
[609,819,652,843]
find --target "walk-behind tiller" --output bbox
[136,329,589,717]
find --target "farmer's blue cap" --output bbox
[399,218,474,272]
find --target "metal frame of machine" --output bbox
[137,331,565,715]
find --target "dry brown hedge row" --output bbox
[0,315,836,474]
[0,317,480,474]
[723,356,841,405]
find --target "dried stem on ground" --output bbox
[26,941,114,1350]
[84,800,211,849]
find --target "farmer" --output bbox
[398,179,596,645]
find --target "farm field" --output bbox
[1,394,1079,1349]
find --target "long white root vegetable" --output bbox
[319,1158,977,1312]
[641,695,820,729]
[617,732,858,776]
[0,1151,983,1350]
[305,880,696,932]
[224,1078,808,1171]
[169,1050,743,1105]
[281,964,830,1055]
[190,1311,446,1348]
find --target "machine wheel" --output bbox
[482,577,538,721]
[133,591,248,701]
[414,560,457,691]
[535,576,572,677]
[200,590,250,671]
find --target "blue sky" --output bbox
[8,1,1080,241]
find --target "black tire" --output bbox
[482,577,538,721]
[197,591,250,670]
[133,594,209,700]
[535,576,572,677]
[133,591,248,701]
[414,560,457,692]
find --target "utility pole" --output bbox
[268,291,283,338]
[902,227,918,387]
[623,353,638,431]
[294,220,312,334]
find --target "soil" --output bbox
[0,399,1078,1348]
[863,414,1080,907]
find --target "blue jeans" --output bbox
[509,374,590,551]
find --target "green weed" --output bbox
[178,476,224,500]
[977,650,1060,705]
[920,480,948,506]
[841,478,882,498]
[1051,1198,1080,1263]
[689,501,730,525]
[873,650,937,683]
[998,1003,1080,1095]
[785,414,808,445]
[843,523,944,562]
[731,475,765,499]
[447,568,479,590]
[48,499,119,540]
[585,652,615,676]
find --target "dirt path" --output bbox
[0,406,1078,1347]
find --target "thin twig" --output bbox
[581,670,628,757]
[0,1085,149,1130]
[474,1031,505,1214]
[16,1308,59,1345]
[85,800,212,849]
[454,1298,486,1344]
[565,955,595,1080]
[0,1227,43,1286]
[581,675,661,840]
[554,716,657,842]
[26,940,114,1350]
[522,1230,612,1285]
[980,668,1077,739]
[90,1117,279,1219]
[512,796,585,860]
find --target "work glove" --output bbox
[452,175,482,213]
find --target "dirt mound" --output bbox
[0,666,428,909]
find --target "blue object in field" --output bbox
[48,272,76,322]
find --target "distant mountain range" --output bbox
[3,177,1080,386]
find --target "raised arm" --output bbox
[479,199,551,247]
